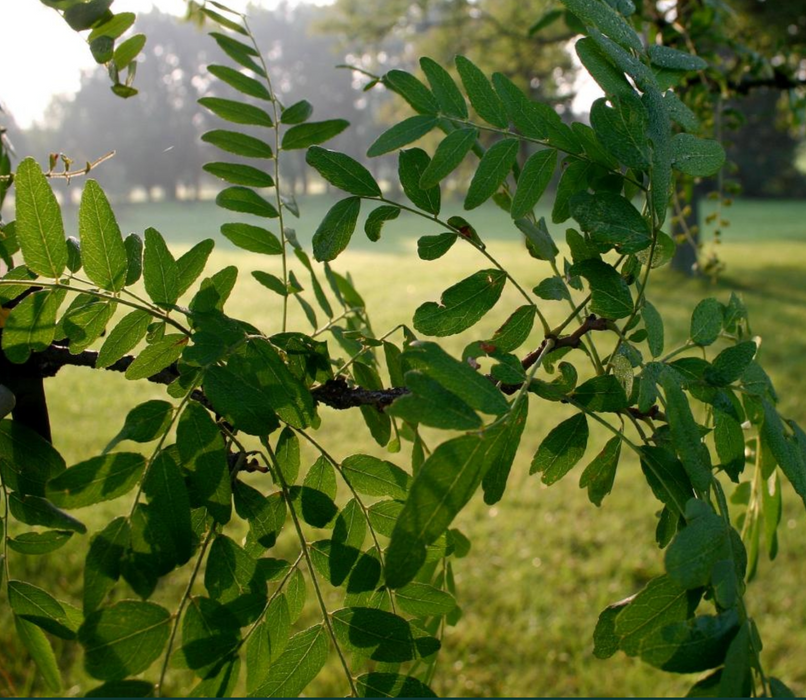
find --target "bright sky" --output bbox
[0,0,286,128]
[1,0,599,129]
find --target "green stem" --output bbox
[0,470,11,586]
[313,306,364,337]
[240,551,305,647]
[294,428,397,615]
[155,527,215,698]
[243,16,289,333]
[376,196,550,334]
[0,279,190,335]
[335,323,404,375]
[263,440,358,697]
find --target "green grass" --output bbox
[4,196,806,697]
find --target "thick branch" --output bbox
[20,315,610,411]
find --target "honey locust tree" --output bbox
[1,0,806,697]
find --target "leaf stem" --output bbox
[0,279,190,335]
[263,439,358,697]
[155,526,215,698]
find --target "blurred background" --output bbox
[1,0,806,696]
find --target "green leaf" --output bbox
[220,222,282,255]
[401,340,510,415]
[216,186,278,218]
[57,294,115,353]
[399,148,441,215]
[125,334,187,380]
[579,436,621,506]
[84,517,130,613]
[201,129,273,158]
[205,534,263,607]
[762,401,806,507]
[570,191,651,253]
[593,601,628,660]
[365,205,401,242]
[665,504,728,589]
[643,87,672,226]
[573,375,629,412]
[14,615,61,692]
[178,596,240,677]
[201,6,247,34]
[642,300,664,358]
[246,596,291,691]
[342,454,410,499]
[464,138,519,210]
[418,128,478,189]
[510,149,557,219]
[113,34,145,70]
[143,450,193,566]
[481,399,529,505]
[552,159,594,223]
[282,119,349,150]
[233,481,286,551]
[253,271,288,296]
[311,196,360,260]
[367,116,439,157]
[0,420,66,496]
[199,97,273,127]
[571,259,633,320]
[383,70,439,115]
[248,624,328,697]
[396,582,456,617]
[177,402,232,525]
[209,32,265,76]
[78,180,128,291]
[88,12,135,41]
[387,372,481,431]
[8,580,79,639]
[615,575,701,656]
[640,609,739,673]
[533,276,570,301]
[9,492,87,534]
[590,94,650,170]
[660,372,713,492]
[207,64,271,100]
[385,431,501,588]
[640,446,694,517]
[244,338,316,429]
[2,288,65,364]
[204,365,279,436]
[690,298,724,346]
[420,57,467,118]
[203,161,274,188]
[79,601,171,681]
[276,426,300,485]
[649,45,707,71]
[575,37,635,99]
[281,100,313,124]
[14,157,67,279]
[455,55,508,128]
[105,400,173,452]
[416,232,456,261]
[124,233,143,285]
[190,655,241,697]
[306,147,382,197]
[517,216,558,262]
[413,269,506,336]
[332,608,427,662]
[530,413,589,484]
[8,530,73,555]
[356,673,436,698]
[46,453,145,509]
[143,227,179,307]
[492,73,549,139]
[671,134,726,177]
[484,305,535,354]
[705,341,756,387]
[561,0,643,51]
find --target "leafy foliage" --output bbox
[0,1,804,697]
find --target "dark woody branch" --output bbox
[18,315,611,412]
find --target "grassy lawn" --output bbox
[3,195,806,697]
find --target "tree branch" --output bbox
[18,315,611,412]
